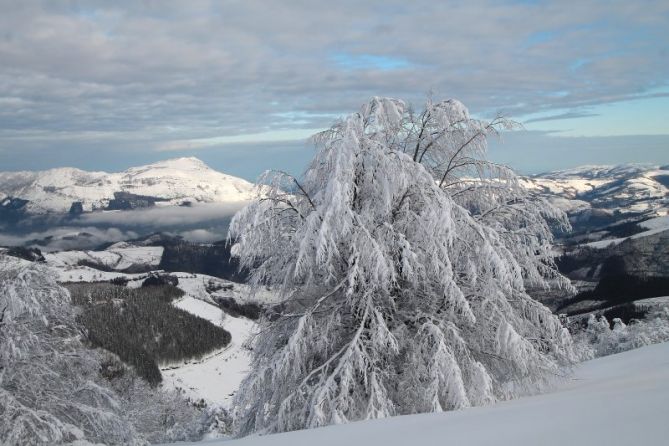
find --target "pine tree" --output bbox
[229,97,575,435]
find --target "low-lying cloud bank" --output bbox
[0,226,139,252]
[78,202,245,227]
[0,203,245,251]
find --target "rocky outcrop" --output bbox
[106,192,162,210]
[69,201,84,215]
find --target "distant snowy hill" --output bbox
[524,165,669,317]
[44,243,164,273]
[524,164,669,218]
[0,157,255,214]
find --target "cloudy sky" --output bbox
[1,0,667,179]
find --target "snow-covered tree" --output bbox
[229,97,575,435]
[574,307,669,360]
[0,256,205,445]
[0,257,138,445]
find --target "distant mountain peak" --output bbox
[0,158,255,214]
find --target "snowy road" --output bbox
[171,341,669,445]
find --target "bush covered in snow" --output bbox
[97,354,210,444]
[573,306,669,360]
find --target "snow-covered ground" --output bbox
[48,264,148,283]
[634,295,669,307]
[45,245,163,271]
[162,296,256,408]
[171,341,669,446]
[639,214,669,231]
[160,274,278,408]
[521,175,612,197]
[174,273,279,306]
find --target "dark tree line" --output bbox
[5,246,45,262]
[67,282,231,385]
[557,255,669,315]
[215,296,261,320]
[159,239,247,282]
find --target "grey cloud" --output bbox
[78,202,244,227]
[523,112,600,124]
[0,226,138,251]
[0,0,667,170]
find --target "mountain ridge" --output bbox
[0,157,255,214]
[522,163,668,219]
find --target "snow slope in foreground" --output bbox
[174,341,669,446]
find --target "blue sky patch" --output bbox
[331,53,412,71]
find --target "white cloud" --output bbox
[179,229,225,243]
[157,128,322,152]
[78,202,244,226]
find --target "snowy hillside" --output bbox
[38,246,264,408]
[524,164,669,217]
[175,341,669,446]
[45,244,164,272]
[582,214,669,249]
[528,166,669,316]
[0,157,255,214]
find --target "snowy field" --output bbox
[169,341,669,446]
[162,296,256,407]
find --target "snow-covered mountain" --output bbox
[522,165,669,317]
[0,157,255,214]
[524,164,669,218]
